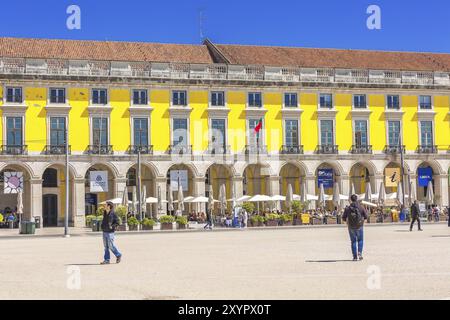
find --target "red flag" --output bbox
[254,118,263,134]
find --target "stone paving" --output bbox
[1,223,449,300]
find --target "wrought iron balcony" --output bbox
[128,145,153,155]
[316,145,338,154]
[384,145,406,154]
[87,145,113,155]
[281,145,304,154]
[168,144,192,155]
[245,145,268,155]
[350,145,373,154]
[207,144,231,155]
[44,145,71,155]
[416,145,438,154]
[1,145,28,155]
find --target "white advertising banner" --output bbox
[170,170,188,191]
[3,171,24,194]
[90,171,108,193]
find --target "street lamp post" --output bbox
[137,147,142,223]
[64,125,70,237]
[399,136,407,219]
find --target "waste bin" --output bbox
[20,221,36,234]
[34,217,41,229]
[92,220,101,232]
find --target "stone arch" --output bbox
[81,161,120,179]
[279,162,307,197]
[349,161,377,195]
[242,163,272,196]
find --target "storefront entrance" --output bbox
[43,194,58,227]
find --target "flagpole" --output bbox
[64,124,70,237]
[399,135,406,211]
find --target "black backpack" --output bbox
[348,204,364,229]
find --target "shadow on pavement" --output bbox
[305,260,355,263]
[65,263,104,266]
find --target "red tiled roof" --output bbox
[215,44,450,71]
[0,37,214,64]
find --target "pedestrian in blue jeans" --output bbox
[100,201,122,265]
[342,195,368,261]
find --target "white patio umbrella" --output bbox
[378,182,386,206]
[235,195,252,202]
[286,184,293,213]
[132,187,137,214]
[300,181,307,204]
[167,185,174,213]
[332,182,341,209]
[121,186,129,225]
[146,197,168,204]
[141,185,147,219]
[177,183,184,213]
[248,194,272,213]
[318,184,326,209]
[157,186,163,217]
[100,198,131,205]
[191,196,211,203]
[364,183,373,203]
[409,181,416,204]
[397,182,404,206]
[231,183,237,210]
[17,191,23,227]
[271,195,286,201]
[219,184,227,216]
[208,185,215,225]
[426,181,434,205]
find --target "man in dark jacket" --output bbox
[342,195,368,261]
[410,200,423,231]
[100,202,122,264]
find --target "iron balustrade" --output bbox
[416,145,438,154]
[128,145,153,155]
[207,144,231,155]
[1,145,28,155]
[281,145,304,154]
[87,145,113,155]
[245,145,268,155]
[350,145,373,154]
[168,145,192,155]
[384,145,406,154]
[44,145,71,155]
[316,145,339,154]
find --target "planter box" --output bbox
[327,218,337,225]
[281,221,293,226]
[128,225,138,231]
[116,224,127,231]
[142,225,154,231]
[177,223,187,230]
[293,218,302,226]
[265,220,278,227]
[161,223,173,230]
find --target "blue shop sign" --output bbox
[418,167,433,187]
[318,169,334,189]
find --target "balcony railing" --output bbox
[281,145,304,154]
[245,145,268,155]
[168,144,192,155]
[316,145,339,154]
[44,145,71,155]
[416,145,438,154]
[207,144,231,155]
[2,57,450,86]
[350,145,373,154]
[87,145,113,155]
[1,145,28,155]
[384,145,406,154]
[128,145,153,155]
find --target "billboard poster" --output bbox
[170,170,188,191]
[317,169,334,189]
[4,171,24,194]
[90,171,108,193]
[417,167,433,187]
[385,168,401,187]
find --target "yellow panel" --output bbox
[335,94,352,151]
[189,91,208,152]
[228,91,246,153]
[264,92,282,152]
[25,88,47,152]
[369,94,386,151]
[434,96,450,148]
[150,90,170,152]
[300,93,318,152]
[110,89,131,152]
[402,95,418,151]
[0,86,2,143]
[69,88,89,152]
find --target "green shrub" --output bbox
[266,213,280,221]
[292,201,309,214]
[127,216,139,227]
[242,202,255,213]
[142,218,156,227]
[96,206,105,216]
[176,216,188,225]
[280,213,293,222]
[85,215,96,225]
[250,215,264,224]
[115,205,127,221]
[159,215,175,224]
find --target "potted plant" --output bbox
[280,213,294,226]
[242,202,255,214]
[115,205,128,231]
[292,201,309,225]
[176,216,188,230]
[159,215,175,230]
[85,215,96,228]
[127,216,139,231]
[265,213,280,227]
[142,218,156,230]
[248,215,262,227]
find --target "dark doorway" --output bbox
[43,194,58,227]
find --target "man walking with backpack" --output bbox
[410,200,423,231]
[343,194,368,261]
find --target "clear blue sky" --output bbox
[1,0,450,53]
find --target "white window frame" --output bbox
[48,87,67,105]
[386,120,403,147]
[418,120,435,147]
[352,94,367,109]
[171,90,188,107]
[170,117,190,146]
[283,92,299,108]
[247,92,263,108]
[318,93,333,109]
[210,91,226,107]
[209,117,228,147]
[283,118,301,146]
[247,118,265,146]
[131,89,149,106]
[352,118,370,146]
[318,118,335,146]
[4,86,24,104]
[386,94,401,110]
[3,115,25,146]
[91,88,109,106]
[418,95,433,110]
[130,116,151,146]
[89,116,110,146]
[47,115,69,147]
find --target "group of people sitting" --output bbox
[188,211,207,223]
